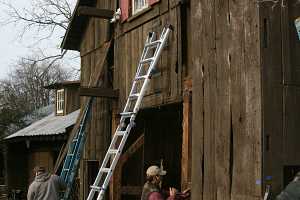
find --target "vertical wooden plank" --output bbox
[284,86,300,165]
[181,78,192,190]
[190,0,204,199]
[202,0,217,199]
[215,0,231,199]
[159,0,169,14]
[90,18,96,161]
[244,0,261,198]
[168,8,180,100]
[259,1,283,197]
[229,0,246,199]
[284,0,300,85]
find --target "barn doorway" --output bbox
[119,103,183,199]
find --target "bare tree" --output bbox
[0,0,78,68]
[0,56,71,137]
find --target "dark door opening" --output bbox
[120,103,183,199]
[143,104,183,190]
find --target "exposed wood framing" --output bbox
[191,0,261,199]
[111,134,144,200]
[79,87,119,98]
[77,6,114,19]
[54,40,112,174]
[181,78,192,190]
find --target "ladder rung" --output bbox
[145,40,161,48]
[141,57,154,64]
[72,139,78,142]
[135,75,148,81]
[129,93,140,99]
[67,153,74,157]
[63,168,70,171]
[120,112,135,117]
[101,168,111,173]
[90,185,103,192]
[108,149,119,154]
[116,131,126,136]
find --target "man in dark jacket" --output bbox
[276,172,300,200]
[27,166,66,200]
[141,165,177,200]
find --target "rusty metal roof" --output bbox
[5,109,80,140]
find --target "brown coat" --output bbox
[27,173,66,200]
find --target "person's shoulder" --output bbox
[148,192,163,199]
[28,180,39,190]
[49,174,61,182]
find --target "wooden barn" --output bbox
[2,81,80,195]
[60,0,300,199]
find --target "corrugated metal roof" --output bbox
[5,109,80,139]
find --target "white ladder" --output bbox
[86,25,172,200]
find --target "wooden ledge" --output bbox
[79,87,119,98]
[77,6,114,19]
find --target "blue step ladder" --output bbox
[60,98,93,200]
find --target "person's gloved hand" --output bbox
[169,187,177,197]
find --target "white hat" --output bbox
[146,165,167,176]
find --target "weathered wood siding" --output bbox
[261,0,300,197]
[28,151,54,184]
[114,0,184,111]
[65,87,80,115]
[191,0,262,200]
[78,0,115,198]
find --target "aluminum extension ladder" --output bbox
[86,24,173,200]
[60,98,94,200]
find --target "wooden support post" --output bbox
[79,87,119,98]
[181,78,192,190]
[77,6,114,19]
[110,101,121,200]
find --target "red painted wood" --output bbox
[148,0,160,6]
[120,0,129,21]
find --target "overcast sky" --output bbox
[0,0,79,79]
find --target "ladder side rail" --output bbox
[60,103,89,180]
[122,33,156,115]
[86,125,123,200]
[63,127,89,200]
[86,26,172,200]
[95,120,136,200]
[136,32,156,76]
[133,28,171,113]
[61,98,93,181]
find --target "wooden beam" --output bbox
[77,6,114,19]
[54,41,112,174]
[181,78,192,190]
[79,87,119,98]
[121,186,143,195]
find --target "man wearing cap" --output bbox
[276,172,300,200]
[27,166,66,200]
[141,165,177,200]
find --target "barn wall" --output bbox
[191,0,262,200]
[114,0,185,112]
[5,142,28,191]
[261,0,300,197]
[76,0,189,198]
[78,0,115,198]
[65,87,80,115]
